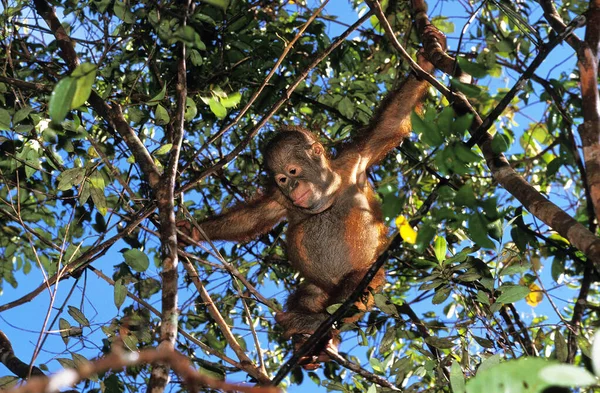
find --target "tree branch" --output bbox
[404,0,600,267]
[0,331,45,379]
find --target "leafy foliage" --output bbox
[0,0,598,392]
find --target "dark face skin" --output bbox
[265,132,341,214]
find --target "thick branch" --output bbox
[147,30,189,393]
[538,0,584,50]
[0,331,45,379]
[577,0,600,224]
[9,346,279,393]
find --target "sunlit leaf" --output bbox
[524,283,543,307]
[155,104,170,125]
[71,63,97,109]
[154,143,173,155]
[450,360,466,393]
[49,77,77,124]
[434,236,447,263]
[395,215,417,244]
[539,364,596,387]
[185,97,198,121]
[208,97,227,119]
[220,92,241,108]
[592,330,600,376]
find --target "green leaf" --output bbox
[175,25,197,43]
[495,285,530,304]
[432,286,451,304]
[190,49,203,66]
[338,96,354,119]
[59,318,71,345]
[326,303,342,314]
[89,171,105,190]
[412,111,443,146]
[591,330,600,376]
[578,335,592,357]
[155,104,170,125]
[454,143,481,164]
[56,358,76,369]
[415,223,436,254]
[452,113,474,135]
[114,278,126,310]
[71,63,97,109]
[13,106,32,124]
[79,182,91,204]
[491,132,509,153]
[67,306,90,327]
[455,182,477,208]
[369,357,384,373]
[154,143,173,155]
[425,336,455,349]
[434,236,447,263]
[450,360,466,393]
[123,248,150,272]
[457,57,489,78]
[555,329,567,362]
[476,290,490,305]
[456,273,481,282]
[467,213,496,249]
[472,335,494,348]
[477,354,502,374]
[0,377,19,390]
[185,97,198,121]
[467,357,549,393]
[57,168,86,191]
[208,97,227,119]
[24,147,39,178]
[49,77,77,124]
[70,352,90,369]
[437,106,455,137]
[539,364,596,387]
[374,293,398,316]
[379,326,396,355]
[220,92,241,108]
[0,108,11,130]
[90,186,107,215]
[499,261,530,277]
[201,0,230,11]
[147,85,166,106]
[451,79,482,98]
[114,0,135,23]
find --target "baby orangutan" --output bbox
[181,53,435,369]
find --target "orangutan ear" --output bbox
[311,142,324,156]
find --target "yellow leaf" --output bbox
[525,283,543,307]
[395,215,417,244]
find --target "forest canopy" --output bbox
[1,0,600,392]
